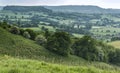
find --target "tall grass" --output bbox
[0,56,120,73]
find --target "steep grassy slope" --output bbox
[0,56,120,73]
[0,27,88,65]
[0,27,120,72]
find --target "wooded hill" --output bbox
[44,5,120,13]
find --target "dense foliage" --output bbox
[72,36,106,61]
[46,32,71,56]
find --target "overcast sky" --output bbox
[0,0,120,9]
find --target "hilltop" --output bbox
[3,6,52,13]
[44,5,120,13]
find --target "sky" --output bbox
[0,0,120,9]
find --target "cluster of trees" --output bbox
[0,21,120,64]
[0,21,37,40]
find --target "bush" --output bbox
[35,35,47,46]
[109,49,120,63]
[19,29,25,35]
[46,31,71,56]
[10,26,20,34]
[25,29,37,40]
[23,31,31,39]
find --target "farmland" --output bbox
[1,7,120,41]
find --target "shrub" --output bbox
[25,29,37,40]
[10,26,20,34]
[35,35,47,46]
[23,31,31,39]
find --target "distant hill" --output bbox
[44,5,120,13]
[3,6,52,13]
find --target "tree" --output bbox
[23,31,31,39]
[72,36,105,61]
[46,31,71,56]
[25,29,37,40]
[109,49,120,63]
[44,30,51,39]
[19,29,25,35]
[35,35,47,46]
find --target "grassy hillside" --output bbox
[0,27,120,72]
[0,27,88,65]
[0,55,120,73]
[108,41,120,49]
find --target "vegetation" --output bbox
[35,35,47,46]
[0,21,120,64]
[0,6,120,72]
[0,56,120,73]
[46,32,71,56]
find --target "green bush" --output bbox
[25,29,37,40]
[23,31,31,39]
[10,26,20,34]
[35,35,47,46]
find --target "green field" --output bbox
[108,41,120,49]
[91,26,120,35]
[23,25,56,32]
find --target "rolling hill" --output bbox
[44,5,120,13]
[3,6,52,13]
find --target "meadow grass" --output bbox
[108,41,120,49]
[0,55,120,73]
